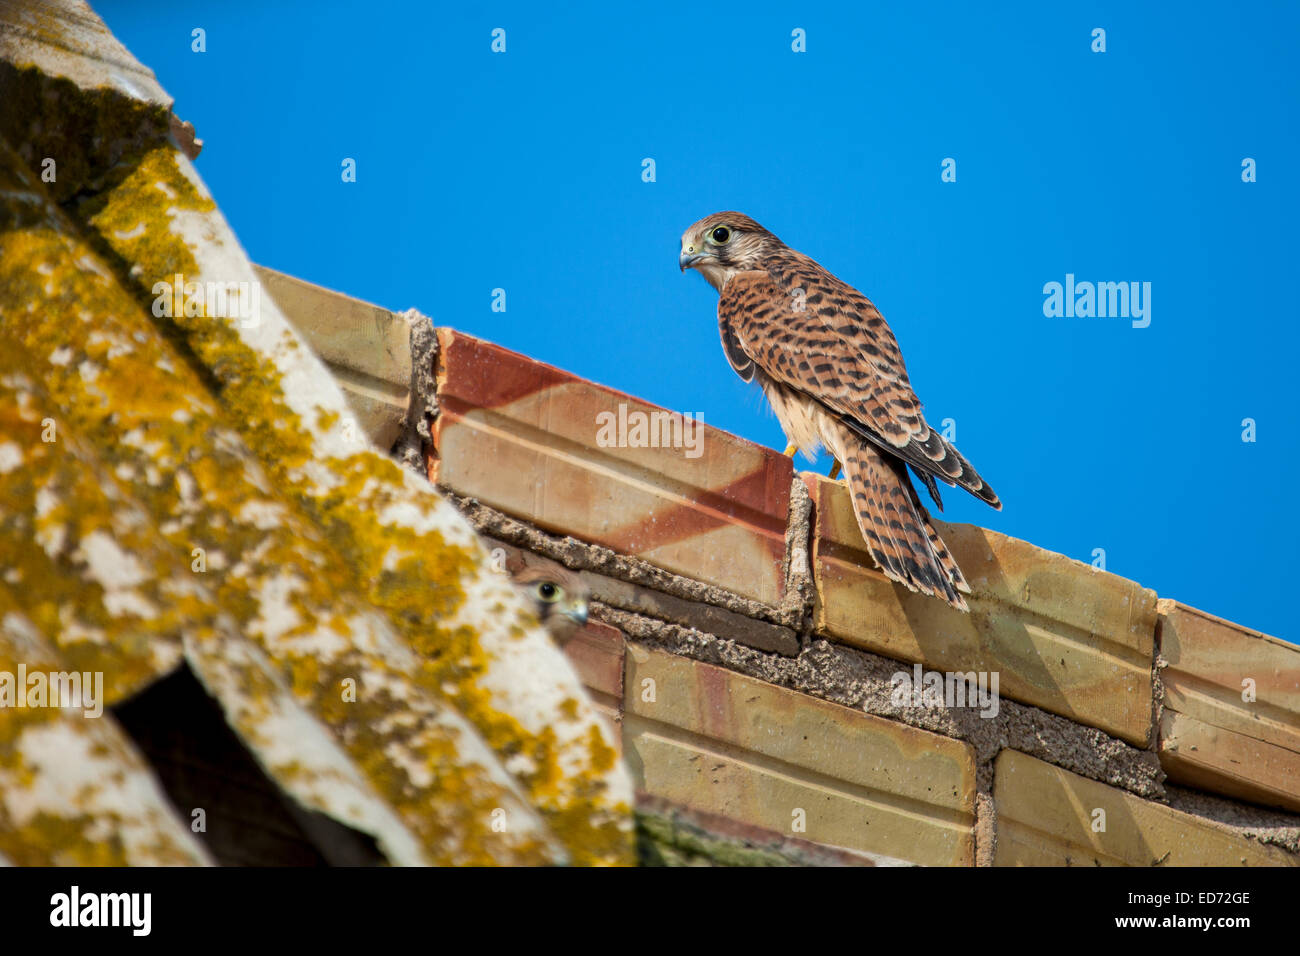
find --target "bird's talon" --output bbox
[783,444,798,458]
[828,459,842,480]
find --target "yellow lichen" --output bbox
[0,591,206,866]
[0,365,184,700]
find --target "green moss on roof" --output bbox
[636,811,796,867]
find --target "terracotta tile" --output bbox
[564,619,624,707]
[431,329,792,607]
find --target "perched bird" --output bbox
[680,212,1001,611]
[507,551,590,643]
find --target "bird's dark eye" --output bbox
[711,226,731,243]
[535,582,561,602]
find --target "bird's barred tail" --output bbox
[840,436,971,612]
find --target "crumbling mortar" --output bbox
[780,475,818,638]
[1150,605,1169,757]
[391,308,439,478]
[974,790,997,867]
[1162,784,1300,855]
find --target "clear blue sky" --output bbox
[98,1,1298,641]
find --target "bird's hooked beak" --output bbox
[680,239,706,272]
[561,599,588,627]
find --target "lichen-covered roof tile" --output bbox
[0,594,212,866]
[0,0,633,865]
[81,143,634,864]
[0,140,569,865]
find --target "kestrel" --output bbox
[680,212,1001,611]
[507,551,590,643]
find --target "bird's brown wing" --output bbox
[718,268,1000,510]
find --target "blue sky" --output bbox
[99,1,1298,640]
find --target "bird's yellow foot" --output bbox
[828,459,842,480]
[783,444,798,457]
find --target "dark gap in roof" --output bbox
[112,662,386,867]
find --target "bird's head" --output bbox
[679,212,778,291]
[509,554,590,644]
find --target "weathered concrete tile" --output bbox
[430,329,792,607]
[254,265,412,450]
[623,644,977,866]
[993,749,1298,866]
[0,0,177,202]
[804,473,1157,746]
[1158,600,1300,812]
[0,0,169,102]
